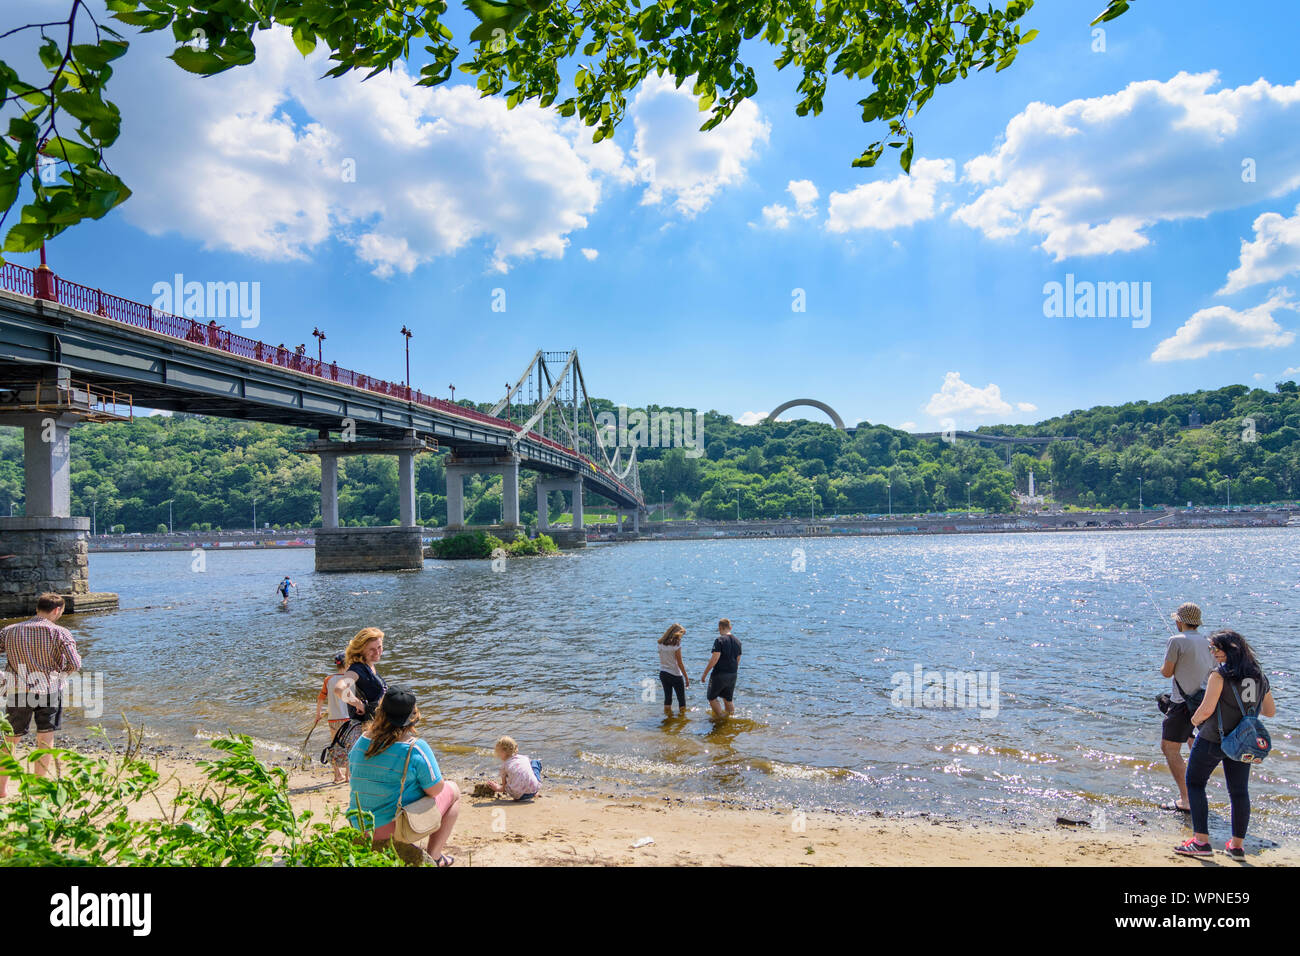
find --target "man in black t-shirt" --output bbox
[701,618,742,717]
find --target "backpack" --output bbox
[320,718,365,765]
[1218,679,1271,763]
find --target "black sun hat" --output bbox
[381,686,418,728]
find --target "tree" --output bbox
[0,0,1133,254]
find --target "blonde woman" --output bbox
[657,623,690,715]
[349,687,461,867]
[344,627,387,722]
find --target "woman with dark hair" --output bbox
[1176,630,1277,860]
[348,686,461,867]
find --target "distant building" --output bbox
[1189,411,1202,428]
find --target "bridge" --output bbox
[0,261,644,614]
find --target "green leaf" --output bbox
[292,23,317,56]
[169,47,229,75]
[900,135,914,174]
[1020,29,1039,44]
[4,222,48,253]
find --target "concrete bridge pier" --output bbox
[445,455,520,532]
[616,508,642,536]
[536,475,586,547]
[300,434,433,572]
[0,378,121,615]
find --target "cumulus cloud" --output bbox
[826,158,955,233]
[1151,288,1298,361]
[581,248,599,260]
[106,26,632,275]
[896,421,918,431]
[759,178,820,229]
[1017,402,1039,413]
[953,72,1300,260]
[1220,204,1300,294]
[736,411,769,426]
[630,73,770,216]
[924,372,1018,418]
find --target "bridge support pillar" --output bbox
[571,476,583,529]
[444,455,520,531]
[298,436,434,571]
[320,451,339,529]
[398,446,417,528]
[616,508,641,536]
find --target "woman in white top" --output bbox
[657,623,690,716]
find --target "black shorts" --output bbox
[6,696,63,735]
[707,671,737,702]
[1161,701,1194,743]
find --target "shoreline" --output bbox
[17,729,1297,867]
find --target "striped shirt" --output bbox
[0,616,82,693]
[348,737,442,829]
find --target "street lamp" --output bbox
[1225,476,1231,510]
[312,326,326,363]
[887,480,892,518]
[165,499,173,533]
[400,326,413,391]
[449,383,456,403]
[1137,476,1143,511]
[252,497,257,531]
[91,495,97,536]
[966,481,972,514]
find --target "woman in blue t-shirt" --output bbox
[1177,630,1277,860]
[348,686,461,866]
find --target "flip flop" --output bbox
[1160,802,1191,813]
[436,854,455,867]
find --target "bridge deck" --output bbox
[0,264,641,509]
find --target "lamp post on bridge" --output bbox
[449,384,456,403]
[400,326,413,393]
[312,327,326,363]
[1137,476,1143,511]
[887,480,892,518]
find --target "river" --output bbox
[47,527,1300,841]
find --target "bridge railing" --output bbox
[0,262,637,502]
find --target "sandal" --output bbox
[436,854,455,867]
[1160,802,1191,813]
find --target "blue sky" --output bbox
[7,0,1300,430]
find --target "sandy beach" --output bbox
[14,737,1296,867]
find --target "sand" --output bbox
[10,741,1296,867]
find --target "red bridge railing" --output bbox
[0,262,635,501]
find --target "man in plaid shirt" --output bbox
[1,592,82,795]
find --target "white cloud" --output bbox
[759,179,820,229]
[924,372,1015,418]
[108,27,632,274]
[1220,204,1300,294]
[954,72,1300,260]
[897,421,918,431]
[736,411,768,426]
[760,204,792,230]
[1016,402,1039,413]
[1151,288,1298,362]
[630,73,770,217]
[581,248,599,261]
[826,158,955,233]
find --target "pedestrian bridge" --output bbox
[0,262,645,604]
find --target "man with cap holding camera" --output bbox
[1158,602,1215,813]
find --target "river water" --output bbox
[46,528,1300,841]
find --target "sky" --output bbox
[5,0,1300,432]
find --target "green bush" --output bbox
[427,530,557,559]
[0,726,402,867]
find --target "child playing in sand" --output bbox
[485,735,541,801]
[316,653,360,783]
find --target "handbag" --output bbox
[1218,679,1271,763]
[392,740,443,844]
[320,718,365,765]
